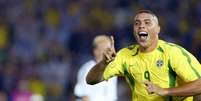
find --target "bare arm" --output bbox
[86,36,116,85]
[86,60,108,85]
[166,79,201,96]
[144,79,201,96]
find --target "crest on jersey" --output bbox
[156,59,164,68]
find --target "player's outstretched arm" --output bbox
[144,79,201,96]
[86,36,116,85]
[86,60,109,85]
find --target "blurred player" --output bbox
[86,10,201,101]
[74,35,117,101]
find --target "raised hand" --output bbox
[103,36,116,63]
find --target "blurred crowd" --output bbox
[0,0,200,101]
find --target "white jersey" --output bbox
[74,60,117,101]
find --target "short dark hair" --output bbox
[134,10,159,25]
[135,10,156,18]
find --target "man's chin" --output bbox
[138,41,149,48]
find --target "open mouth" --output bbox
[138,32,148,41]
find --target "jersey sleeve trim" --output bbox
[177,46,201,78]
[168,59,177,87]
[122,62,135,90]
[166,42,201,79]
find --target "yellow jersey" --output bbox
[103,40,201,101]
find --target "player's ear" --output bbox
[157,25,160,35]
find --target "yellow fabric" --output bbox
[45,8,60,27]
[29,79,46,96]
[103,40,201,101]
[0,26,8,48]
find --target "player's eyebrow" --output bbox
[134,19,151,23]
[134,19,140,22]
[144,19,151,22]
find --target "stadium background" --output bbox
[0,0,200,101]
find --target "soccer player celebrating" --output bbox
[86,10,201,101]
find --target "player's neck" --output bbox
[140,40,158,53]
